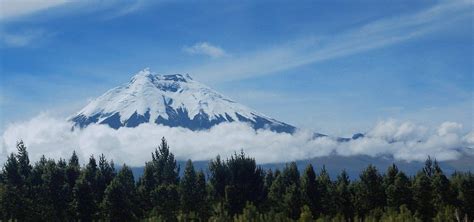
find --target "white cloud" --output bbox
[184,1,473,83]
[0,29,47,47]
[184,42,228,58]
[437,121,463,136]
[369,119,428,142]
[0,114,472,166]
[0,0,68,21]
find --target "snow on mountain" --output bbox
[70,68,296,133]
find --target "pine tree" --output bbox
[224,151,265,215]
[268,173,285,213]
[383,164,399,192]
[282,162,300,187]
[73,172,96,221]
[317,166,335,216]
[280,162,301,219]
[265,169,275,191]
[1,143,34,220]
[1,153,25,220]
[154,137,180,185]
[66,151,81,189]
[451,172,474,220]
[385,164,412,210]
[179,160,199,215]
[151,184,180,221]
[73,155,100,221]
[423,156,434,178]
[2,153,21,187]
[16,140,32,181]
[388,171,412,210]
[301,164,318,217]
[284,183,301,220]
[354,164,385,218]
[334,170,353,220]
[97,154,116,202]
[431,160,453,211]
[412,171,434,221]
[40,159,69,220]
[209,155,228,203]
[101,164,138,221]
[196,170,210,220]
[137,137,180,215]
[261,169,274,211]
[0,183,5,220]
[66,151,81,218]
[29,155,48,218]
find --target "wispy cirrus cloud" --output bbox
[185,0,473,83]
[0,0,68,21]
[0,0,162,22]
[183,42,228,58]
[0,0,159,47]
[0,29,50,47]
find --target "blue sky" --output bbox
[0,0,472,135]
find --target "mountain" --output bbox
[70,68,296,133]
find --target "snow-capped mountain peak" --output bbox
[70,68,296,133]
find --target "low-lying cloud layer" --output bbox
[1,114,472,166]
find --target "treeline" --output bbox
[0,139,473,222]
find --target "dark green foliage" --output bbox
[73,171,97,221]
[301,164,318,217]
[413,171,434,221]
[385,164,413,210]
[0,142,34,220]
[268,162,302,219]
[354,164,385,218]
[1,139,472,221]
[431,161,454,210]
[179,159,208,219]
[317,166,335,216]
[268,172,285,213]
[1,153,27,220]
[451,172,474,220]
[66,151,81,217]
[37,158,70,220]
[283,183,301,219]
[97,153,116,202]
[334,170,353,220]
[101,164,138,221]
[180,159,198,214]
[137,137,180,214]
[209,151,265,216]
[16,140,32,180]
[282,162,300,187]
[209,155,227,202]
[389,171,412,210]
[196,170,210,219]
[151,184,180,221]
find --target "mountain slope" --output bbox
[70,68,296,133]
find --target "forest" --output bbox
[0,138,473,222]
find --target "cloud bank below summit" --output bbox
[1,114,473,166]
